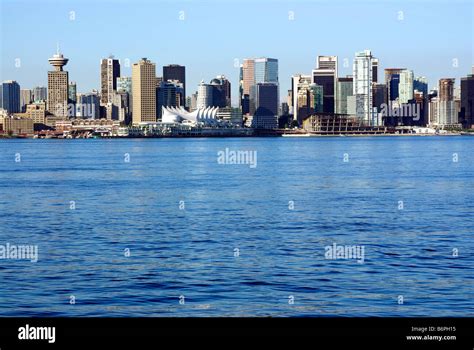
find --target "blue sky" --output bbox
[1,0,472,105]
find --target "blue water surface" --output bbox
[0,136,473,316]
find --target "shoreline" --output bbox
[0,132,470,140]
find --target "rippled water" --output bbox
[0,137,473,317]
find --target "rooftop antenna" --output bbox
[56,42,60,55]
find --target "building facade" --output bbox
[132,58,156,124]
[47,50,69,117]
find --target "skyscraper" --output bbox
[20,89,32,113]
[47,49,69,117]
[254,58,279,84]
[100,57,120,105]
[32,86,47,102]
[68,82,77,103]
[240,59,255,114]
[197,81,213,109]
[117,77,132,94]
[414,77,428,97]
[371,58,379,83]
[132,58,156,124]
[210,75,231,108]
[353,50,374,125]
[460,73,474,128]
[156,80,184,118]
[384,68,405,102]
[242,57,279,126]
[398,70,414,103]
[163,65,186,107]
[312,56,337,113]
[0,80,20,114]
[336,77,353,115]
[292,74,312,123]
[250,82,279,129]
[438,78,457,125]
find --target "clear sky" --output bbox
[0,0,472,106]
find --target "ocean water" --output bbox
[0,136,473,317]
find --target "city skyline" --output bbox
[1,0,472,105]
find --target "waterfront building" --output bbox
[47,49,69,117]
[0,80,21,114]
[163,64,186,107]
[13,102,47,125]
[0,116,34,135]
[216,107,243,126]
[132,58,156,124]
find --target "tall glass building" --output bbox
[0,80,21,114]
[254,58,278,84]
[398,70,414,104]
[353,50,373,125]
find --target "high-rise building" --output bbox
[254,58,279,84]
[437,78,457,125]
[163,64,185,107]
[241,57,279,119]
[156,80,184,118]
[131,58,156,124]
[371,58,379,83]
[398,70,414,103]
[100,57,120,104]
[0,80,21,114]
[197,81,213,109]
[32,86,47,102]
[460,73,474,128]
[292,74,312,123]
[20,89,32,113]
[292,74,324,123]
[47,49,69,117]
[372,83,387,112]
[384,68,405,102]
[336,76,353,114]
[76,92,100,119]
[240,59,255,114]
[414,77,428,96]
[353,50,374,125]
[312,56,337,113]
[250,82,279,129]
[210,75,231,108]
[68,82,77,103]
[117,77,132,94]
